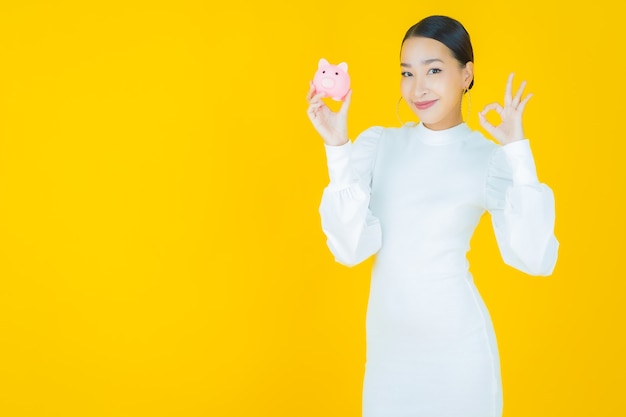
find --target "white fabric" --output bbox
[319,122,559,417]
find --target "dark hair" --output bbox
[402,15,474,90]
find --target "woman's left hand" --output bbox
[479,73,532,145]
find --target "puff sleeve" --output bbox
[318,127,383,267]
[486,140,559,276]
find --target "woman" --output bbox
[306,15,559,417]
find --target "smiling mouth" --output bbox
[415,100,437,110]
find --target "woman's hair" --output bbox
[402,15,474,90]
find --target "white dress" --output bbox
[319,122,559,417]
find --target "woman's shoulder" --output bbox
[355,125,386,141]
[354,123,416,142]
[347,127,383,169]
[466,127,499,150]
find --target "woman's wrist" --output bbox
[324,136,349,147]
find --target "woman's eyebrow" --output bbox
[422,58,444,65]
[400,58,444,67]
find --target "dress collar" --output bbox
[410,122,471,146]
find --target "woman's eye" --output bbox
[401,71,412,77]
[428,68,442,75]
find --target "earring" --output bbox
[462,88,472,122]
[396,96,420,126]
[396,96,404,126]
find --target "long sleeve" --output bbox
[486,140,559,276]
[319,127,383,267]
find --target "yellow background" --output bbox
[0,1,623,416]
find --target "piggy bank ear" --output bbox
[318,58,329,68]
[338,62,348,73]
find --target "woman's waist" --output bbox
[374,248,470,279]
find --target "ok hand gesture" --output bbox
[479,73,532,146]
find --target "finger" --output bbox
[338,89,352,116]
[308,100,326,115]
[512,80,527,107]
[307,98,325,113]
[314,90,327,100]
[308,99,323,110]
[480,102,503,116]
[309,90,327,105]
[504,73,514,106]
[517,92,533,113]
[306,81,316,101]
[478,112,497,136]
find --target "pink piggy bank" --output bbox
[313,58,350,101]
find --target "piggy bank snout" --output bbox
[321,78,336,88]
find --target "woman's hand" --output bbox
[306,81,351,147]
[479,73,532,145]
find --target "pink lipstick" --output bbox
[415,100,437,110]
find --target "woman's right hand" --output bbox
[306,81,351,147]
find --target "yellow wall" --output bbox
[0,1,623,416]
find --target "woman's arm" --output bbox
[481,73,559,275]
[487,142,559,275]
[319,131,382,266]
[306,82,382,266]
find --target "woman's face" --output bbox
[400,36,473,131]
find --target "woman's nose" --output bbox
[411,77,427,98]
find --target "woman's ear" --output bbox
[463,61,474,89]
